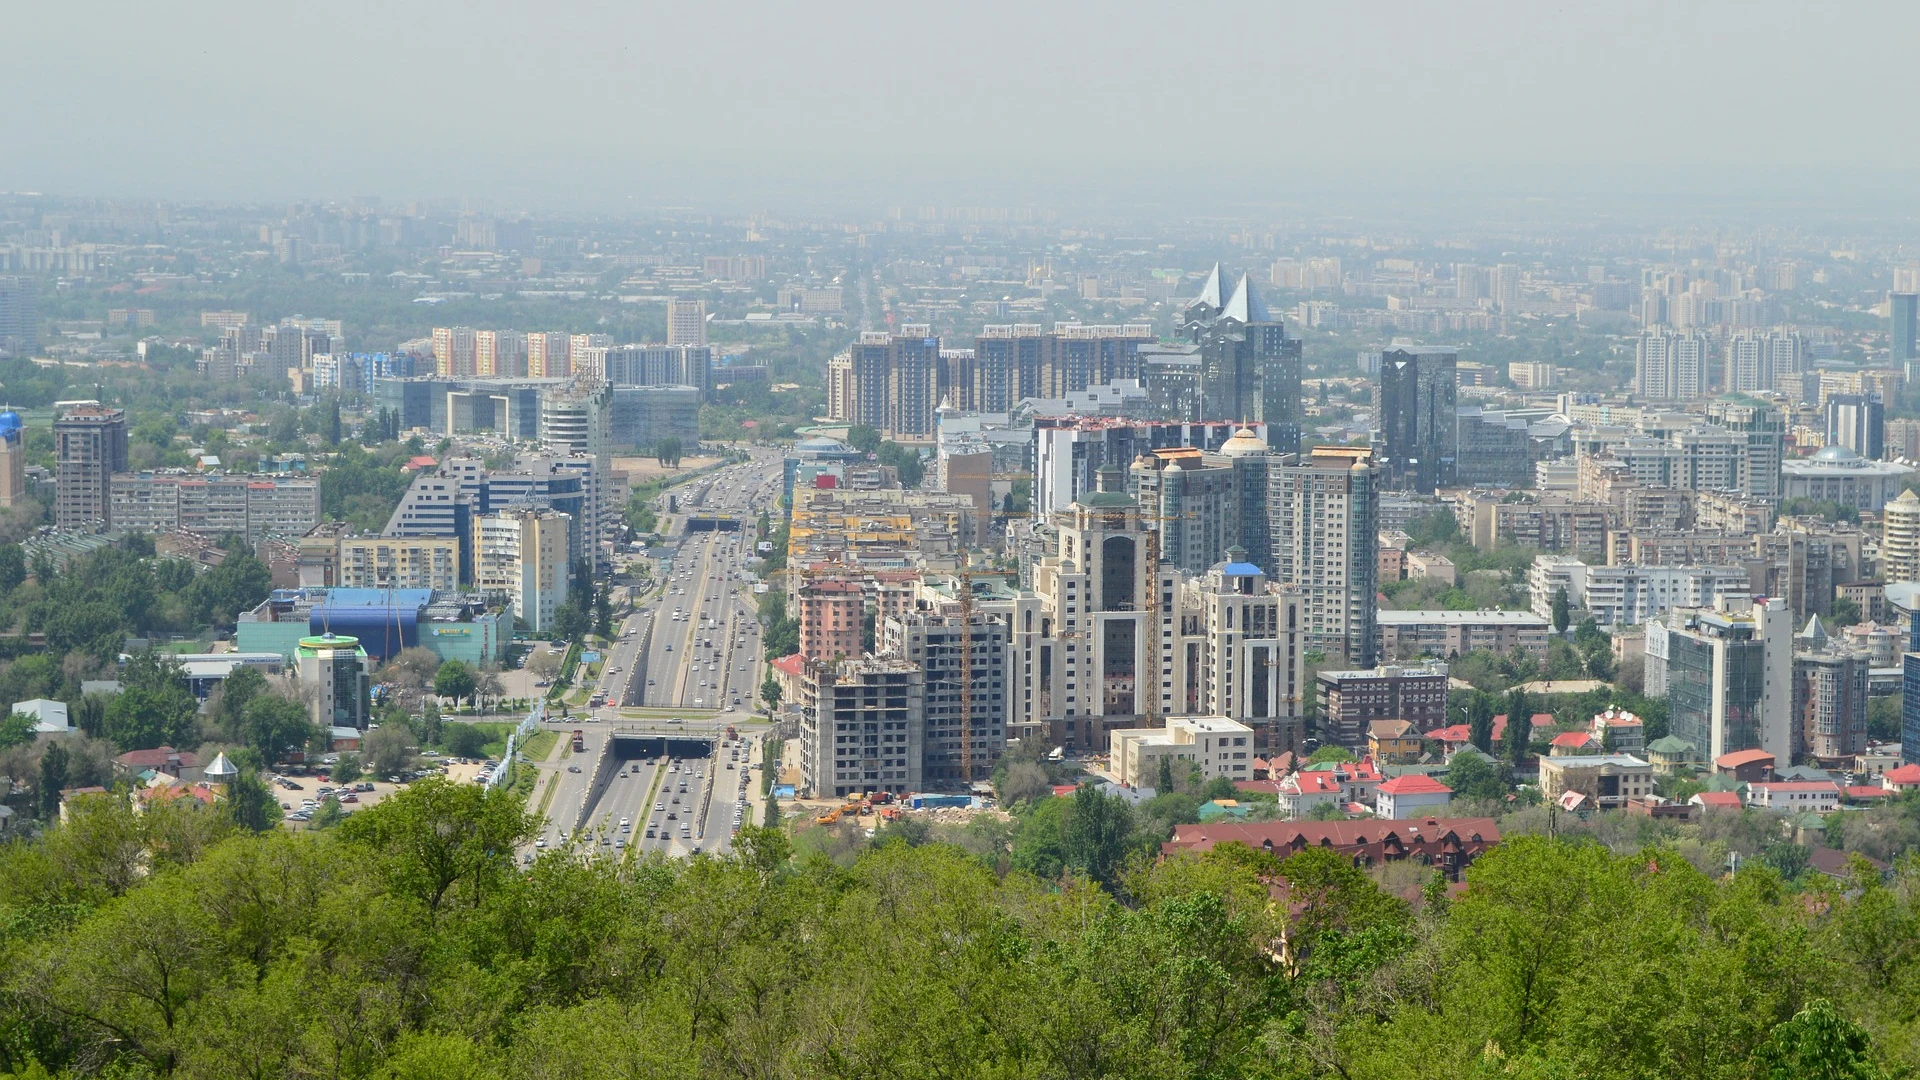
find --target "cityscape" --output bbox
[3,4,1919,1079]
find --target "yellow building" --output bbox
[337,536,460,592]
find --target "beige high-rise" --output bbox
[1884,489,1920,585]
[666,297,708,346]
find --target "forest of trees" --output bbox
[0,775,1909,1079]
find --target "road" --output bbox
[528,449,786,860]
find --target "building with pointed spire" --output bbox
[1183,265,1304,453]
[1793,614,1869,766]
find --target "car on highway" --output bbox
[654,801,665,811]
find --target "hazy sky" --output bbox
[9,0,1918,210]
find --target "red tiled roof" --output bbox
[1281,771,1344,795]
[116,746,202,770]
[1691,791,1743,808]
[1378,774,1453,795]
[1167,817,1498,855]
[1715,748,1775,769]
[1751,781,1840,793]
[1884,764,1920,784]
[1550,731,1594,748]
[770,654,806,676]
[1846,786,1892,799]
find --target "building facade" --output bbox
[1268,446,1380,666]
[54,403,128,531]
[1374,346,1458,493]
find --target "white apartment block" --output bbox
[1530,555,1750,628]
[473,509,570,633]
[1109,715,1255,788]
[108,472,321,542]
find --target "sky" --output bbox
[8,0,1917,212]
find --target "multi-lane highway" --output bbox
[528,450,786,860]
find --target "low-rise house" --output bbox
[11,698,69,734]
[1548,731,1597,756]
[114,746,204,783]
[1273,770,1346,818]
[1647,735,1702,774]
[1747,780,1841,815]
[1882,763,1920,793]
[1714,748,1777,784]
[1367,720,1423,765]
[1689,790,1744,812]
[1537,753,1654,810]
[1375,774,1454,819]
[1591,707,1646,755]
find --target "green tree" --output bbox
[364,722,415,777]
[212,663,268,742]
[0,710,34,750]
[846,424,881,454]
[759,673,783,713]
[0,541,25,595]
[337,776,536,915]
[332,753,362,784]
[1829,597,1863,629]
[1756,998,1885,1080]
[309,795,343,829]
[1551,586,1571,634]
[420,699,444,746]
[243,693,317,767]
[433,660,477,705]
[443,723,489,760]
[224,766,280,833]
[1157,754,1175,794]
[1307,745,1356,765]
[37,740,68,818]
[1469,693,1496,753]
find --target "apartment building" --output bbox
[797,656,925,798]
[1268,446,1380,666]
[108,472,321,542]
[336,536,460,592]
[54,403,127,531]
[472,509,570,633]
[1109,715,1256,788]
[1314,663,1450,750]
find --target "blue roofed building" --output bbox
[236,587,505,669]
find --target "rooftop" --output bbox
[1375,609,1549,625]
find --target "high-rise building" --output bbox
[0,277,36,357]
[526,332,571,378]
[1489,264,1521,311]
[1314,662,1450,751]
[432,326,477,378]
[1636,327,1711,400]
[1373,346,1458,493]
[474,329,526,378]
[54,403,128,531]
[297,633,371,732]
[1704,399,1786,501]
[882,607,1010,785]
[798,578,864,661]
[964,324,1151,411]
[1267,446,1380,667]
[798,655,925,798]
[1791,618,1868,767]
[1645,599,1794,767]
[1826,393,1886,460]
[108,472,321,541]
[1893,293,1919,380]
[472,508,570,632]
[1185,554,1307,755]
[0,409,26,508]
[599,344,713,398]
[1884,490,1920,585]
[1007,464,1181,752]
[1183,265,1304,453]
[665,297,708,347]
[843,328,944,440]
[336,536,461,591]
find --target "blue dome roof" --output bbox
[1222,562,1263,577]
[0,412,21,434]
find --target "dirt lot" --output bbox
[614,455,725,483]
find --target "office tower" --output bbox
[883,607,1010,784]
[432,326,477,377]
[1267,446,1380,667]
[1791,619,1868,766]
[1645,599,1793,767]
[526,332,570,377]
[1183,265,1304,453]
[0,277,35,356]
[297,633,371,731]
[1216,427,1274,572]
[1374,346,1458,493]
[53,403,128,531]
[472,508,570,632]
[1187,554,1306,755]
[798,578,864,661]
[1636,327,1710,400]
[666,297,708,347]
[1885,490,1920,585]
[845,329,944,440]
[1826,393,1886,459]
[0,410,25,508]
[1894,293,1920,380]
[798,656,925,798]
[1704,399,1786,500]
